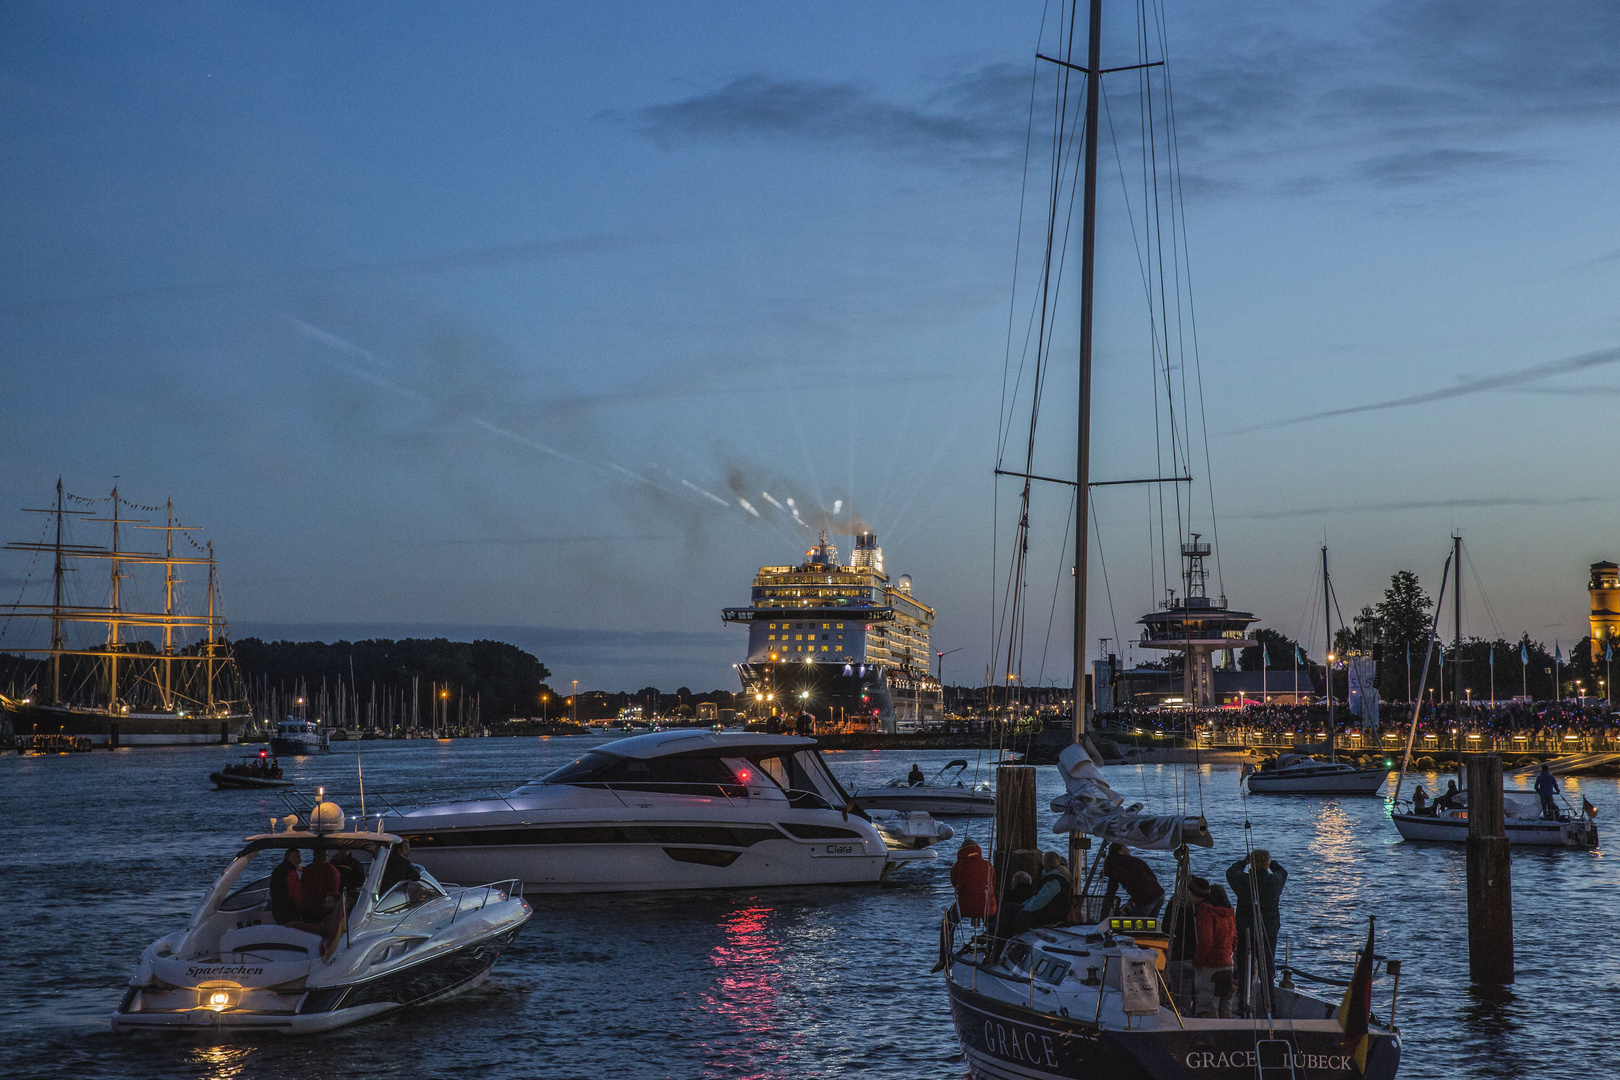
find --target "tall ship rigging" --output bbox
[723,530,943,732]
[0,481,251,745]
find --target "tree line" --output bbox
[1221,569,1604,705]
[232,637,552,725]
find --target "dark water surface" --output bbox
[2,737,1615,1079]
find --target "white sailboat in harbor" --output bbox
[937,4,1403,1078]
[1246,548,1388,796]
[1387,536,1597,848]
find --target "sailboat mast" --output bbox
[207,542,217,712]
[1072,0,1101,744]
[107,485,121,709]
[163,497,175,709]
[1453,533,1462,724]
[50,478,64,705]
[1323,545,1334,762]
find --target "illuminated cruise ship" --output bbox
[722,532,943,732]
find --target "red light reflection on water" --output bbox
[695,905,804,1075]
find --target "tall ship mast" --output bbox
[0,480,251,746]
[723,530,942,732]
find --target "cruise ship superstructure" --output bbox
[723,532,942,731]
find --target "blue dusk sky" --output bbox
[4,2,1620,693]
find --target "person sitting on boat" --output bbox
[908,763,925,786]
[1435,780,1464,812]
[983,871,1037,965]
[1227,850,1287,1010]
[331,850,367,903]
[1192,884,1237,1018]
[380,840,422,894]
[1535,764,1560,820]
[1102,845,1165,919]
[298,844,343,927]
[1411,785,1432,816]
[269,848,304,925]
[1022,852,1073,929]
[948,840,996,924]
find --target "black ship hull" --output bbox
[737,660,895,727]
[947,979,1400,1080]
[2,698,245,746]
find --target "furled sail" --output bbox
[1048,744,1213,850]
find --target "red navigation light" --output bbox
[259,750,267,758]
[872,709,879,717]
[736,768,751,783]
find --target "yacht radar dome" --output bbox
[309,787,345,833]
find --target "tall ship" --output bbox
[0,481,251,745]
[723,531,943,732]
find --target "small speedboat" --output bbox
[1244,754,1388,796]
[210,751,293,790]
[851,759,995,816]
[112,798,530,1034]
[383,731,953,893]
[270,718,329,756]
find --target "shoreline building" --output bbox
[1136,535,1259,708]
[723,531,942,732]
[1590,561,1620,662]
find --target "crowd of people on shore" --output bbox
[1095,698,1620,749]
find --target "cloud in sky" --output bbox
[613,4,1620,197]
[620,65,1032,164]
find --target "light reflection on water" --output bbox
[1,739,1615,1079]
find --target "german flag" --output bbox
[1336,917,1375,1074]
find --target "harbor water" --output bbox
[2,737,1615,1079]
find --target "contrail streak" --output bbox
[1227,344,1620,434]
[1234,494,1599,519]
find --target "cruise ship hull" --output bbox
[2,697,244,745]
[737,660,896,727]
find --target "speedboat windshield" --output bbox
[541,751,619,785]
[540,750,747,796]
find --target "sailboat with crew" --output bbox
[935,4,1403,1077]
[1387,536,1597,848]
[0,481,251,745]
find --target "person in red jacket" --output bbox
[1193,884,1237,1018]
[949,840,997,923]
[297,844,343,925]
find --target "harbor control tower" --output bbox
[1137,535,1259,708]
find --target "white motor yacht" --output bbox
[382,731,952,892]
[1244,754,1388,796]
[269,717,329,756]
[851,759,995,816]
[112,799,530,1034]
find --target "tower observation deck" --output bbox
[1137,535,1259,708]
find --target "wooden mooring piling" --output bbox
[1466,754,1514,983]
